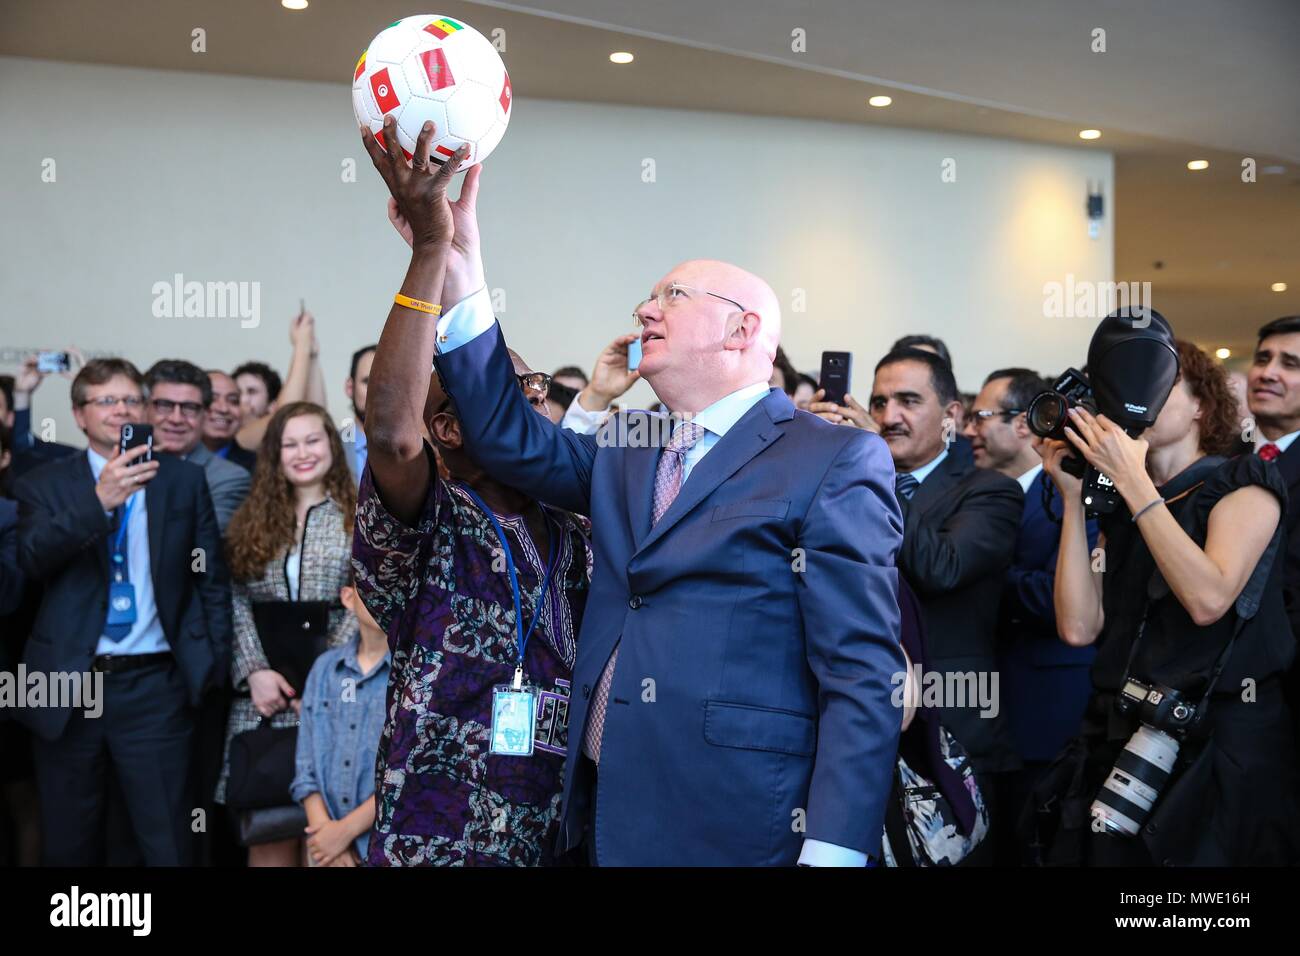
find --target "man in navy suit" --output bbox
[361,122,904,866]
[963,368,1096,863]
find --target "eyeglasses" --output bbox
[433,372,550,416]
[632,282,748,325]
[517,372,551,398]
[80,395,144,409]
[150,398,205,419]
[969,407,1024,424]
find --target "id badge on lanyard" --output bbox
[106,496,138,633]
[459,485,558,758]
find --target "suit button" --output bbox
[582,684,591,699]
[1145,823,1158,835]
[629,596,642,609]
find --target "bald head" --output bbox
[635,259,782,414]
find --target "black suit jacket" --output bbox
[13,452,232,741]
[1271,443,1300,740]
[897,447,1024,773]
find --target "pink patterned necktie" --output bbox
[582,421,706,763]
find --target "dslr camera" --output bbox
[1026,307,1180,515]
[1090,678,1198,836]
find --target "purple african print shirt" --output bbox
[352,460,591,866]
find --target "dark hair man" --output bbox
[13,358,231,865]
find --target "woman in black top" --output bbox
[1032,341,1300,865]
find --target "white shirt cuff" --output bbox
[560,396,609,435]
[798,839,868,867]
[435,286,496,352]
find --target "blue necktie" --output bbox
[895,473,920,502]
[104,505,132,640]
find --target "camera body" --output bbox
[1114,678,1199,736]
[1026,308,1180,516]
[1091,678,1199,837]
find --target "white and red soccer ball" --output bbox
[352,15,512,167]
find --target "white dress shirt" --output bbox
[1017,462,1044,494]
[87,449,168,657]
[899,448,949,487]
[437,290,868,867]
[1258,430,1300,455]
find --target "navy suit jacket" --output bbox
[13,452,232,741]
[436,325,905,865]
[998,470,1097,762]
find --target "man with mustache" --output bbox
[1246,315,1300,749]
[869,347,1022,863]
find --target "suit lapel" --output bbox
[1277,440,1300,491]
[633,392,791,557]
[907,448,964,516]
[622,425,659,550]
[147,464,168,587]
[81,452,111,581]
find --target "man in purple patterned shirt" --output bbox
[354,288,592,865]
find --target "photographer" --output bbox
[1034,340,1300,865]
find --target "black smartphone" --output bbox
[819,351,852,406]
[119,423,154,462]
[37,350,71,374]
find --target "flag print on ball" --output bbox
[352,14,512,168]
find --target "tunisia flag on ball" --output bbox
[370,67,401,114]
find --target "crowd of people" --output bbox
[2,133,1299,866]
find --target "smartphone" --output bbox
[819,351,852,406]
[627,337,643,372]
[37,350,70,374]
[119,423,154,463]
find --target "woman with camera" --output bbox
[1034,341,1299,865]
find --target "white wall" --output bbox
[0,56,1112,445]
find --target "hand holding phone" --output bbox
[94,425,159,511]
[819,351,852,406]
[37,350,70,374]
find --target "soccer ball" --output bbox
[352,14,512,167]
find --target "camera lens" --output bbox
[1026,392,1067,439]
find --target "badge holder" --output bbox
[491,666,537,756]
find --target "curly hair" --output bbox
[1176,340,1241,456]
[225,402,356,581]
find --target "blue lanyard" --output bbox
[112,494,137,580]
[459,485,558,687]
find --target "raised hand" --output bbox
[362,117,467,252]
[578,333,641,410]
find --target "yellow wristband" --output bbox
[394,293,442,315]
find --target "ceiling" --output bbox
[2,0,1295,358]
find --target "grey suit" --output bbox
[184,443,251,532]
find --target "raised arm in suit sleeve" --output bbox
[14,469,112,581]
[796,430,906,859]
[899,472,1022,597]
[432,289,598,516]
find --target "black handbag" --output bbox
[250,599,333,695]
[236,804,308,848]
[226,716,298,812]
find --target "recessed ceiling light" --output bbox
[281,0,308,9]
[1187,159,1210,171]
[868,95,892,108]
[609,51,634,64]
[1215,348,1232,360]
[1273,282,1289,293]
[1078,129,1101,140]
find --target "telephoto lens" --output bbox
[1090,725,1181,836]
[1026,391,1070,440]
